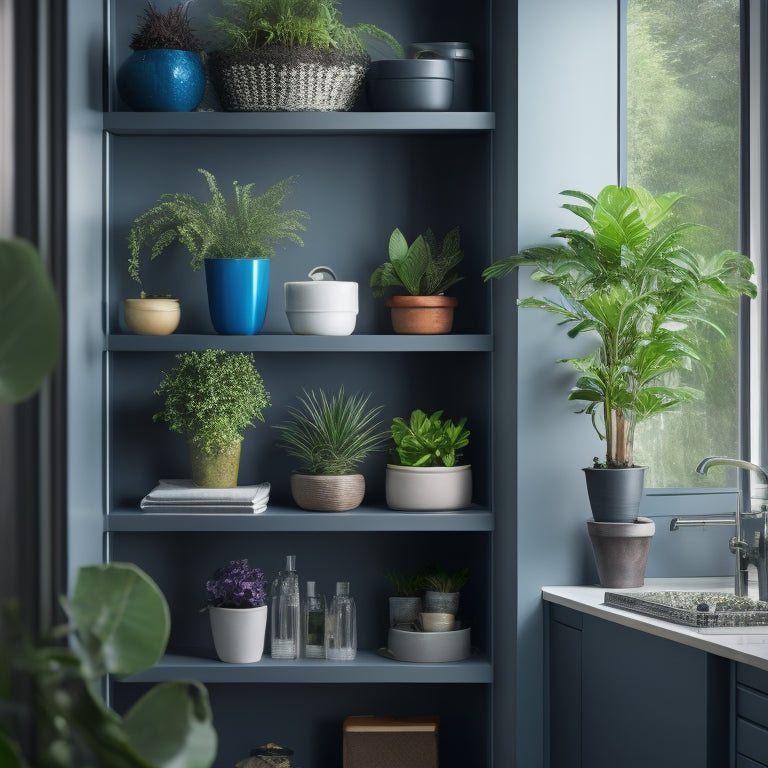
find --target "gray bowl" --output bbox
[387,626,470,662]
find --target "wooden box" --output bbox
[342,716,439,768]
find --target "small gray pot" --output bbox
[388,596,422,628]
[423,590,460,615]
[583,466,646,523]
[587,517,655,588]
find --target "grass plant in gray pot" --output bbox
[421,565,469,616]
[274,387,389,512]
[385,409,471,511]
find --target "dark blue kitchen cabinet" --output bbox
[547,603,730,768]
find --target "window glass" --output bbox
[626,0,742,487]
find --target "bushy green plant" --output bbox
[154,350,271,455]
[211,0,402,56]
[127,168,308,293]
[482,184,756,469]
[390,409,470,468]
[0,562,217,768]
[129,2,203,52]
[370,227,464,298]
[274,387,388,475]
[421,564,469,594]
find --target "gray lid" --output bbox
[408,42,475,61]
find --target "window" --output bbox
[625,0,743,488]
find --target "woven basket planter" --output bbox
[209,46,369,112]
[289,472,365,512]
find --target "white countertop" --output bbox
[542,577,768,672]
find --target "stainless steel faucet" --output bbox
[670,456,768,600]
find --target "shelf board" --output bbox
[106,333,493,353]
[104,111,496,136]
[106,505,494,532]
[121,650,492,684]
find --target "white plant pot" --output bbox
[385,464,472,511]
[209,604,267,663]
[284,267,358,336]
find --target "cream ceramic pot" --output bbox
[284,266,358,335]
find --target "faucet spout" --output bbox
[696,456,768,484]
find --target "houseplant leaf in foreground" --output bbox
[123,681,217,768]
[0,238,60,403]
[62,562,170,676]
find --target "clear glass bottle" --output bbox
[302,580,326,659]
[270,554,300,659]
[326,581,356,661]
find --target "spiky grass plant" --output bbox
[370,227,465,298]
[128,168,308,292]
[129,2,203,52]
[154,350,271,455]
[274,387,389,475]
[212,0,402,56]
[421,565,469,594]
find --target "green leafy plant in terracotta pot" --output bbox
[127,168,308,334]
[208,0,402,112]
[154,349,271,487]
[0,561,217,767]
[370,227,465,334]
[385,408,472,511]
[482,184,756,524]
[274,387,389,511]
[205,558,268,663]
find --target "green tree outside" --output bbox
[626,0,742,487]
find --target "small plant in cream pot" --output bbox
[385,408,472,511]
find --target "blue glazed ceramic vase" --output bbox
[204,258,270,335]
[117,49,205,112]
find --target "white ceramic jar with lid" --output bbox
[284,266,358,335]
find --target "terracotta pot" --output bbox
[124,297,180,336]
[188,440,241,488]
[386,295,458,334]
[289,473,365,512]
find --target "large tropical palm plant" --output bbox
[482,184,756,468]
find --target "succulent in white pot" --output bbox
[386,409,471,511]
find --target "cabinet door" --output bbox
[581,616,729,768]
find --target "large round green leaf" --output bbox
[0,238,60,403]
[123,681,217,768]
[63,563,170,676]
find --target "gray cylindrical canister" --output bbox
[408,42,475,110]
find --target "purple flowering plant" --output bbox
[205,558,267,609]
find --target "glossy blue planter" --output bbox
[117,49,205,112]
[204,258,270,335]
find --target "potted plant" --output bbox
[208,0,402,112]
[1,562,217,767]
[127,168,308,334]
[384,567,426,628]
[421,564,469,616]
[385,408,472,511]
[117,2,206,112]
[482,185,755,524]
[370,227,464,334]
[274,387,389,511]
[153,349,271,487]
[205,558,268,663]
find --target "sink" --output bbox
[604,591,768,632]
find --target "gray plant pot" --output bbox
[587,517,655,588]
[388,596,422,628]
[423,590,460,615]
[583,466,646,522]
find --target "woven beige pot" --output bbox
[289,473,365,512]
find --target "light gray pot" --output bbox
[583,466,646,523]
[423,590,460,615]
[587,517,655,588]
[385,464,472,511]
[388,596,422,628]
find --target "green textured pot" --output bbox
[188,440,241,488]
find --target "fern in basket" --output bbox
[127,168,308,290]
[212,0,402,56]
